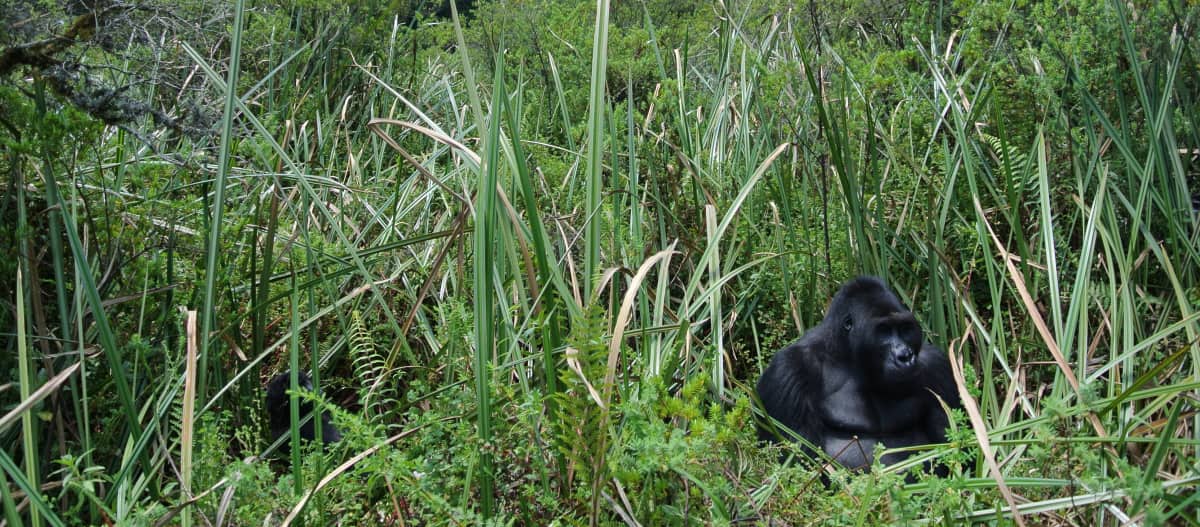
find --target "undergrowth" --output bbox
[1,0,1198,525]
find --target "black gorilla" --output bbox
[265,370,342,451]
[756,276,960,473]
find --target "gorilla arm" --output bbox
[756,340,827,452]
[918,342,960,440]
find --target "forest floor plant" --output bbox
[0,0,1197,525]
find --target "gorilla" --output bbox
[265,370,342,452]
[756,276,961,474]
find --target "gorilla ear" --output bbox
[842,315,853,332]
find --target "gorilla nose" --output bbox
[895,347,916,365]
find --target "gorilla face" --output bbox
[867,313,924,383]
[838,286,925,389]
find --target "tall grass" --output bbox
[198,0,247,403]
[2,0,1197,525]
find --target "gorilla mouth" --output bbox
[892,348,917,367]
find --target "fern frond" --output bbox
[349,310,398,421]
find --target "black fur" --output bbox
[265,370,342,451]
[756,276,960,473]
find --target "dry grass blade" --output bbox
[948,331,1027,527]
[0,362,81,435]
[974,195,1079,389]
[366,118,471,205]
[604,243,679,403]
[973,196,1109,437]
[401,207,471,335]
[180,310,199,527]
[368,118,482,166]
[566,346,606,409]
[593,266,626,305]
[281,424,431,526]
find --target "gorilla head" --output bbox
[827,278,926,390]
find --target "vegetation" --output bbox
[2,0,1198,524]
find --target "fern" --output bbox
[981,132,1035,198]
[551,304,615,521]
[349,310,397,423]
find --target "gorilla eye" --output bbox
[842,316,853,332]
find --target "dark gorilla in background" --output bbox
[756,276,961,474]
[265,370,342,451]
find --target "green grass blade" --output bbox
[0,449,63,527]
[469,51,507,521]
[1034,129,1065,357]
[33,120,141,454]
[199,0,246,399]
[15,265,39,527]
[583,0,611,301]
[503,77,565,403]
[289,282,304,491]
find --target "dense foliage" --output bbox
[2,0,1198,525]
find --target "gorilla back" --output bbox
[756,276,960,473]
